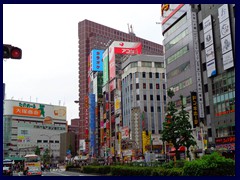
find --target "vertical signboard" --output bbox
[191,92,199,128]
[91,49,104,72]
[218,4,234,70]
[192,12,205,118]
[103,49,109,85]
[203,15,217,77]
[89,94,95,155]
[109,46,116,81]
[84,96,89,154]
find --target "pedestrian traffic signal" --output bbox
[3,44,22,59]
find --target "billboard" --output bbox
[121,126,129,139]
[218,4,234,70]
[191,92,199,128]
[89,94,95,153]
[103,49,109,85]
[108,41,142,86]
[4,100,66,120]
[91,49,104,72]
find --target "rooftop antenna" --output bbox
[127,23,136,36]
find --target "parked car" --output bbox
[3,159,14,176]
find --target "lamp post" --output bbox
[40,134,58,164]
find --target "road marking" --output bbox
[50,171,69,176]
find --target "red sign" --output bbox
[215,136,235,145]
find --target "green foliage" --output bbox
[82,165,111,175]
[161,90,196,160]
[42,148,50,164]
[151,167,183,176]
[34,146,41,156]
[183,152,235,176]
[111,166,152,176]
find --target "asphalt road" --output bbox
[13,170,97,176]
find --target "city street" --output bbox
[13,170,97,176]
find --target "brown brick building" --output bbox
[77,19,163,149]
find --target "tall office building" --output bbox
[77,19,163,149]
[161,4,235,153]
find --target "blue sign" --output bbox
[89,94,96,152]
[91,50,104,72]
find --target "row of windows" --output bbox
[167,45,189,64]
[125,83,165,91]
[216,126,235,138]
[170,78,192,93]
[135,94,166,101]
[122,72,165,82]
[165,28,188,51]
[37,140,60,143]
[167,61,190,80]
[164,14,187,37]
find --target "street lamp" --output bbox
[40,134,58,163]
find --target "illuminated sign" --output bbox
[91,49,104,71]
[191,92,199,128]
[215,136,235,145]
[161,4,169,16]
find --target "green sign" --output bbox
[103,49,109,85]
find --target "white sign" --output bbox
[223,51,234,70]
[218,4,229,23]
[221,34,232,54]
[205,45,215,62]
[203,15,212,33]
[206,59,217,77]
[220,18,231,38]
[204,30,213,48]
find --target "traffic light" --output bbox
[3,44,22,59]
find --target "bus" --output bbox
[24,154,42,176]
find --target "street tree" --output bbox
[35,146,41,156]
[161,89,196,160]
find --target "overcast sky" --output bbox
[3,4,164,124]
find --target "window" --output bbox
[150,95,153,100]
[150,83,153,89]
[157,95,160,101]
[149,72,152,78]
[156,84,159,89]
[165,29,188,50]
[55,141,60,143]
[136,95,140,101]
[166,45,189,64]
[43,140,48,143]
[156,73,159,78]
[142,61,152,67]
[142,72,146,78]
[163,84,166,89]
[49,140,54,143]
[144,106,147,112]
[130,84,132,90]
[136,83,139,89]
[157,106,161,112]
[37,140,42,143]
[143,83,146,89]
[162,73,165,79]
[155,62,164,68]
[144,95,147,100]
[151,106,154,112]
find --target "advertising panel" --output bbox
[91,49,104,72]
[218,4,234,71]
[121,126,129,139]
[109,46,116,81]
[84,96,89,153]
[203,15,217,78]
[112,41,142,55]
[191,92,199,128]
[192,12,204,118]
[103,49,109,85]
[151,134,162,145]
[79,139,86,151]
[89,94,95,152]
[4,100,66,120]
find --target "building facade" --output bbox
[121,54,166,153]
[3,100,67,161]
[78,19,164,150]
[161,4,235,153]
